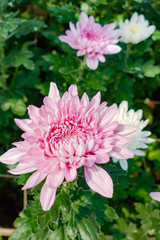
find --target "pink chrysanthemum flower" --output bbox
[0,83,137,211]
[59,12,121,70]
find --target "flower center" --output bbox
[81,30,97,40]
[46,120,78,143]
[130,25,140,34]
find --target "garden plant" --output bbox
[0,0,160,239]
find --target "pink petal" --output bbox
[27,105,39,123]
[69,22,77,36]
[40,182,57,211]
[86,56,99,70]
[95,153,109,164]
[46,167,64,188]
[59,35,69,43]
[64,167,77,182]
[8,163,37,175]
[0,148,24,164]
[68,85,78,96]
[14,119,32,132]
[110,147,134,159]
[104,44,121,54]
[116,124,138,139]
[80,12,88,26]
[89,92,101,109]
[48,82,60,103]
[84,164,113,198]
[99,104,117,127]
[150,192,160,202]
[81,92,89,106]
[22,171,47,190]
[97,55,105,63]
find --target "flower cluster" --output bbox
[119,12,155,44]
[0,11,157,211]
[59,12,121,70]
[112,101,154,170]
[0,83,138,211]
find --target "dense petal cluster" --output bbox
[112,101,154,170]
[0,83,137,211]
[59,12,121,70]
[119,12,155,44]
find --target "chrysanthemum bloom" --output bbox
[150,192,160,202]
[0,84,137,211]
[59,12,121,70]
[112,101,154,170]
[119,12,155,44]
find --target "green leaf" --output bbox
[3,50,35,70]
[78,217,99,240]
[47,4,77,23]
[49,226,65,240]
[102,164,127,185]
[15,173,31,185]
[1,17,21,38]
[105,205,119,222]
[141,60,160,78]
[10,98,27,116]
[15,19,47,38]
[152,30,160,41]
[67,209,77,239]
[148,149,160,161]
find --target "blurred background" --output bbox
[0,0,160,239]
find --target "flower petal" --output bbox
[119,159,128,171]
[68,85,78,96]
[40,182,57,211]
[46,167,64,188]
[84,164,113,198]
[14,119,32,132]
[64,167,77,182]
[150,192,160,202]
[48,82,60,103]
[86,56,99,70]
[8,163,37,175]
[0,148,24,164]
[22,171,47,190]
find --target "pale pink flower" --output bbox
[0,83,137,211]
[59,12,121,70]
[150,192,160,202]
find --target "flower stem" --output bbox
[23,190,27,209]
[79,55,87,71]
[124,44,132,67]
[11,67,19,87]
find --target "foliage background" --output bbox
[0,0,160,239]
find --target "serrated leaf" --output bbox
[3,50,35,70]
[15,173,31,185]
[141,60,160,78]
[1,17,22,38]
[47,4,77,23]
[10,98,27,116]
[49,189,72,224]
[105,205,118,222]
[49,226,64,240]
[67,209,77,239]
[15,19,47,38]
[102,164,126,185]
[78,217,99,240]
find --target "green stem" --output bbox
[124,44,132,67]
[11,67,19,87]
[79,55,87,71]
